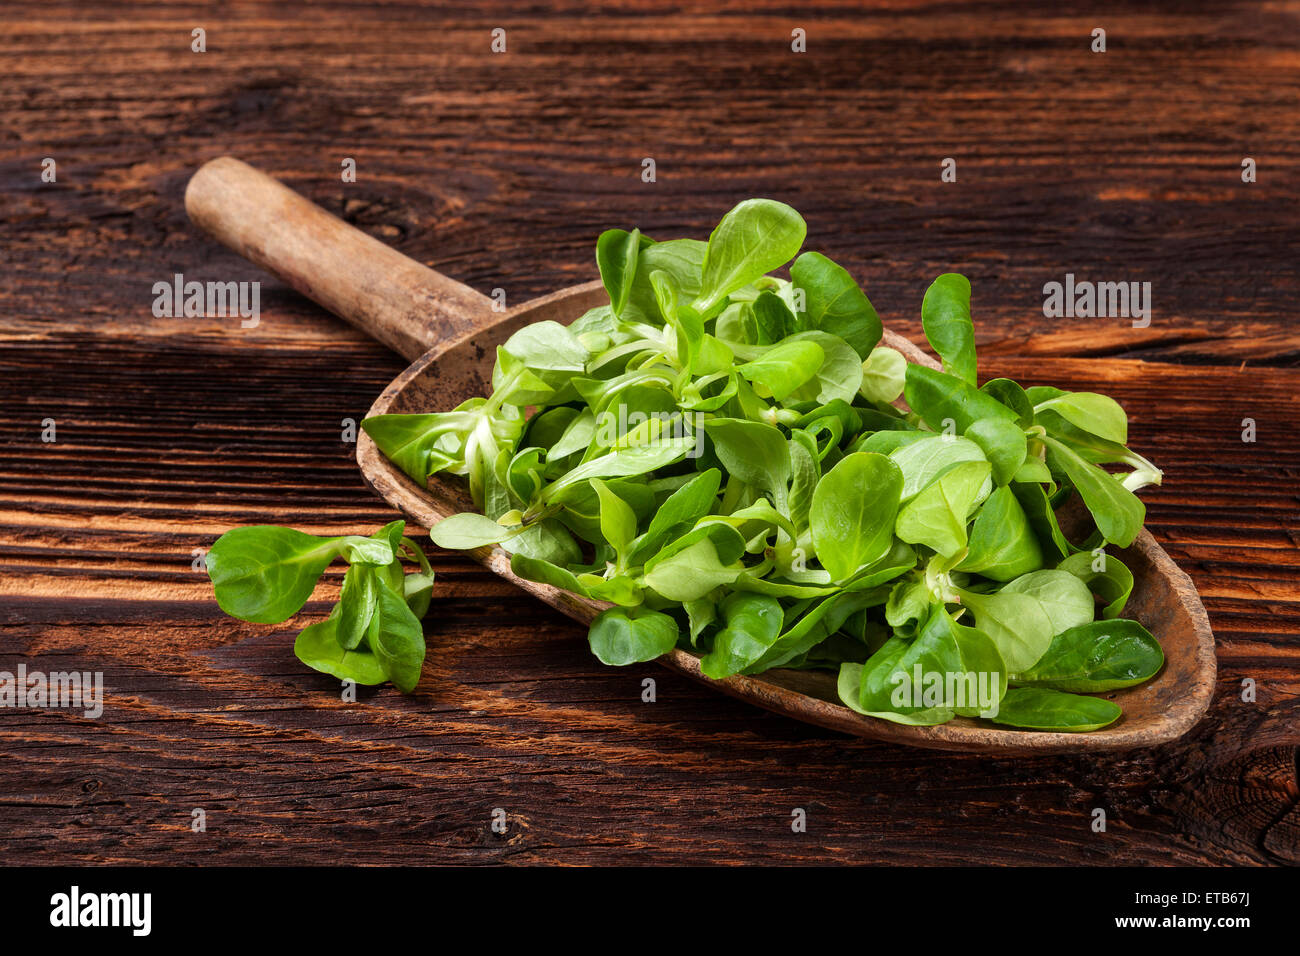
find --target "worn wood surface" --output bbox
[1,1,1298,864]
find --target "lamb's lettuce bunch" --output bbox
[363,200,1164,729]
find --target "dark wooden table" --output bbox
[2,1,1297,865]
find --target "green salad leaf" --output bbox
[209,522,433,691]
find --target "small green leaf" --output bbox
[694,199,807,313]
[980,378,1035,427]
[510,552,593,599]
[627,469,722,565]
[836,661,956,725]
[1035,391,1128,445]
[1043,435,1145,548]
[957,586,1056,674]
[367,578,427,693]
[596,228,641,316]
[784,331,862,405]
[581,574,643,606]
[903,364,1018,435]
[294,615,389,686]
[336,563,378,650]
[750,289,799,343]
[684,598,717,645]
[787,429,820,534]
[360,406,493,486]
[403,571,435,619]
[747,588,886,673]
[894,459,991,557]
[885,576,933,636]
[853,606,1001,718]
[736,340,824,400]
[207,526,343,624]
[1001,569,1097,636]
[704,418,792,502]
[548,409,597,462]
[889,435,988,502]
[810,453,903,583]
[624,239,707,324]
[544,433,695,499]
[1010,480,1071,563]
[986,687,1122,732]
[957,485,1044,582]
[590,478,637,561]
[644,535,741,602]
[699,593,784,679]
[430,512,515,550]
[588,605,679,666]
[1011,619,1162,692]
[859,346,907,404]
[789,251,882,358]
[500,321,588,374]
[965,418,1027,486]
[1057,550,1134,619]
[921,273,976,385]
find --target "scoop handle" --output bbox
[184,156,495,361]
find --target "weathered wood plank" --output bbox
[2,346,1297,863]
[2,3,1298,363]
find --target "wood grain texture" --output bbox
[1,0,1298,865]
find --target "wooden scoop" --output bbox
[185,157,1216,753]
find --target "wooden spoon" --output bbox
[185,157,1216,754]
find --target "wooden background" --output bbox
[1,1,1297,865]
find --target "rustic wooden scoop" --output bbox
[185,156,1216,754]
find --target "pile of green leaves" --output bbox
[207,520,434,691]
[362,199,1167,731]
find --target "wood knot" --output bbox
[1171,744,1300,864]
